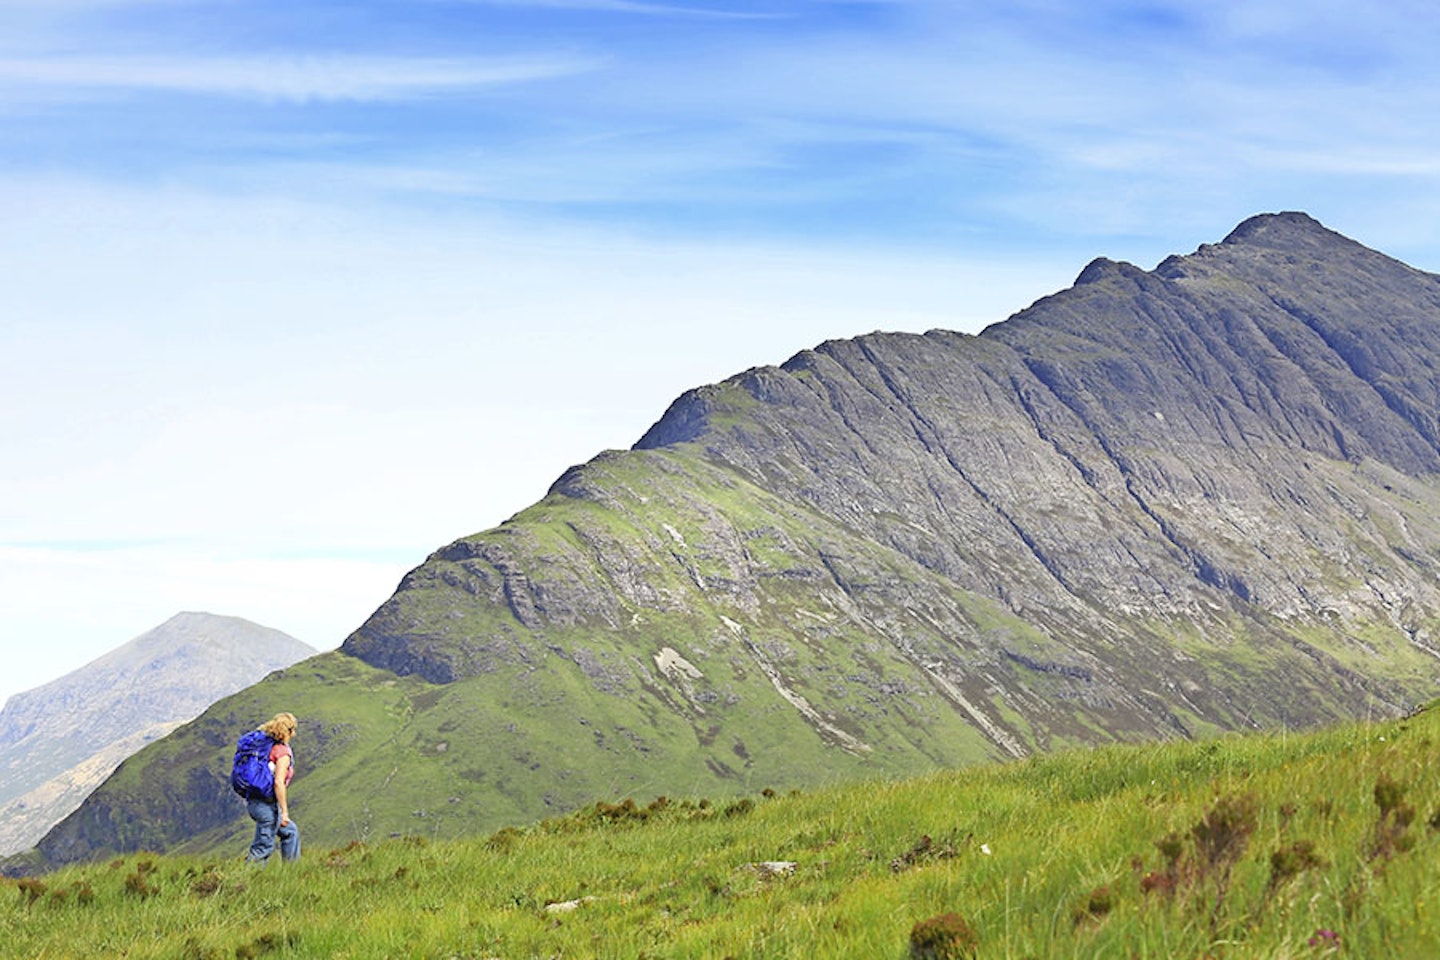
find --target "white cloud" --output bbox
[460,0,775,18]
[0,53,603,102]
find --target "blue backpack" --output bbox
[230,730,276,800]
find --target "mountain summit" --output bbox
[25,213,1440,867]
[346,211,1440,727]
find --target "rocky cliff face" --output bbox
[0,612,314,856]
[347,212,1440,745]
[24,213,1440,869]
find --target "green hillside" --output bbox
[9,704,1440,958]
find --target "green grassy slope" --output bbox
[8,704,1439,958]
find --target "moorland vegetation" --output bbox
[7,703,1439,958]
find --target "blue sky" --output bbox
[4,0,1440,705]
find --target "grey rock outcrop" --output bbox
[348,212,1440,746]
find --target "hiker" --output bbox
[241,711,301,864]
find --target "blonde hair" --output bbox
[259,712,298,743]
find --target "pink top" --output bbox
[269,742,294,786]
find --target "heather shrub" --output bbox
[1369,773,1417,862]
[909,911,979,960]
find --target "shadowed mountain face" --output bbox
[24,213,1440,869]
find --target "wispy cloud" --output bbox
[458,0,777,19]
[0,52,603,102]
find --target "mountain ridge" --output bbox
[342,210,1440,745]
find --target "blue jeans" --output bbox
[246,798,300,863]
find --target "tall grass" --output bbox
[6,705,1440,958]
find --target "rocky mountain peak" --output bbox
[351,209,1440,733]
[1073,256,1147,286]
[1220,210,1342,250]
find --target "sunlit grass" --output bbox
[6,705,1440,958]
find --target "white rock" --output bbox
[544,896,598,914]
[750,861,798,878]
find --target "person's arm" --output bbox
[274,754,292,826]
